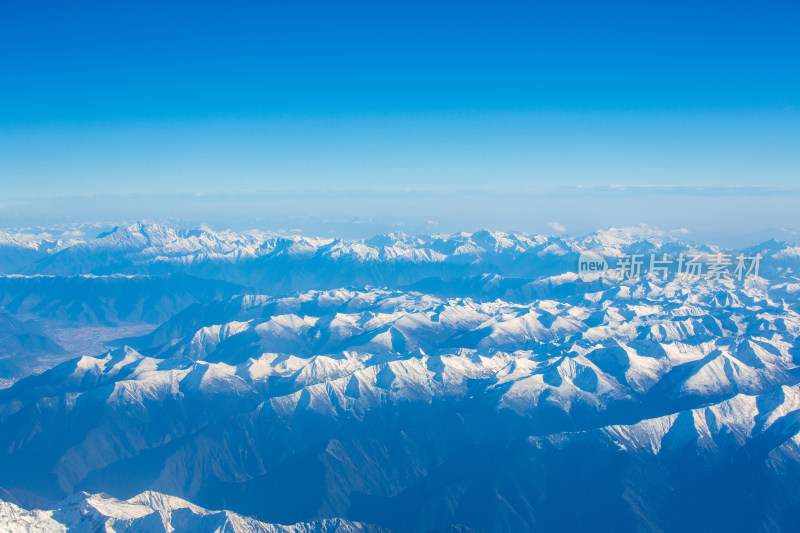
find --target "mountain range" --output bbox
[1,223,799,532]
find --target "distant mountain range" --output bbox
[1,223,797,292]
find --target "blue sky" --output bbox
[1,0,798,236]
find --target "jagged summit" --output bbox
[0,490,384,532]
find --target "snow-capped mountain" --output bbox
[0,490,387,532]
[1,223,800,532]
[1,222,796,293]
[2,281,800,530]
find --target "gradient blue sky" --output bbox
[1,0,798,237]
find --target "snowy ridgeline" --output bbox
[0,490,384,533]
[0,224,799,532]
[0,222,797,283]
